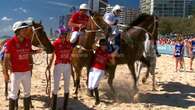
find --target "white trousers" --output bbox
[88,67,105,90]
[9,71,31,100]
[52,64,71,94]
[70,31,81,43]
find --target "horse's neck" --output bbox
[79,32,95,49]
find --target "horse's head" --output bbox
[128,13,159,41]
[27,21,54,53]
[125,13,159,58]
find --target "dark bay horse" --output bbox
[71,13,108,98]
[106,13,159,97]
[2,21,54,100]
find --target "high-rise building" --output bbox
[88,0,108,15]
[140,0,193,17]
[106,5,139,24]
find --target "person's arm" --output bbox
[3,53,11,81]
[29,53,33,70]
[173,46,176,57]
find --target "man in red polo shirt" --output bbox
[47,26,72,110]
[68,3,90,45]
[4,21,33,110]
[88,39,117,105]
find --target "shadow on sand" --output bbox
[31,95,91,110]
[138,82,195,108]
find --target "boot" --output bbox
[9,98,16,110]
[23,97,31,110]
[87,89,94,97]
[94,88,100,105]
[15,98,19,110]
[63,93,69,110]
[51,94,57,110]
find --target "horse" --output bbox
[2,21,54,101]
[134,39,157,91]
[71,12,109,98]
[105,13,159,98]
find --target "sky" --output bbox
[0,0,139,37]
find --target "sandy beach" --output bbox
[0,54,195,110]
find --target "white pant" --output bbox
[88,67,105,90]
[9,71,31,100]
[52,64,71,94]
[70,31,84,43]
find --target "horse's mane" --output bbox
[128,13,151,28]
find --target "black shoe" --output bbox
[94,88,100,105]
[156,52,161,57]
[9,98,16,110]
[63,93,69,110]
[87,89,94,97]
[15,98,19,110]
[51,94,57,110]
[23,97,31,110]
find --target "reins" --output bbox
[30,24,52,103]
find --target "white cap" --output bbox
[112,5,122,12]
[79,3,89,10]
[12,21,30,32]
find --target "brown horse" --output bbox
[2,21,54,100]
[106,13,159,97]
[71,12,109,98]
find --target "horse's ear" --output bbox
[39,20,42,24]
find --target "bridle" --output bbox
[30,26,45,48]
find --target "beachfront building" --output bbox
[106,5,140,24]
[88,0,108,15]
[140,0,193,17]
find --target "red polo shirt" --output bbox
[91,48,111,70]
[5,35,32,72]
[53,37,73,65]
[70,11,89,31]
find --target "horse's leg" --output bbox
[135,61,143,85]
[107,65,116,93]
[140,57,150,84]
[142,66,150,84]
[5,81,8,100]
[73,66,82,99]
[152,72,157,91]
[71,65,76,87]
[86,66,90,87]
[127,63,138,91]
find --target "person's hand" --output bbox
[79,24,86,30]
[113,20,118,25]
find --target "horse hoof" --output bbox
[132,93,139,103]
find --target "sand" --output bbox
[0,54,195,110]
